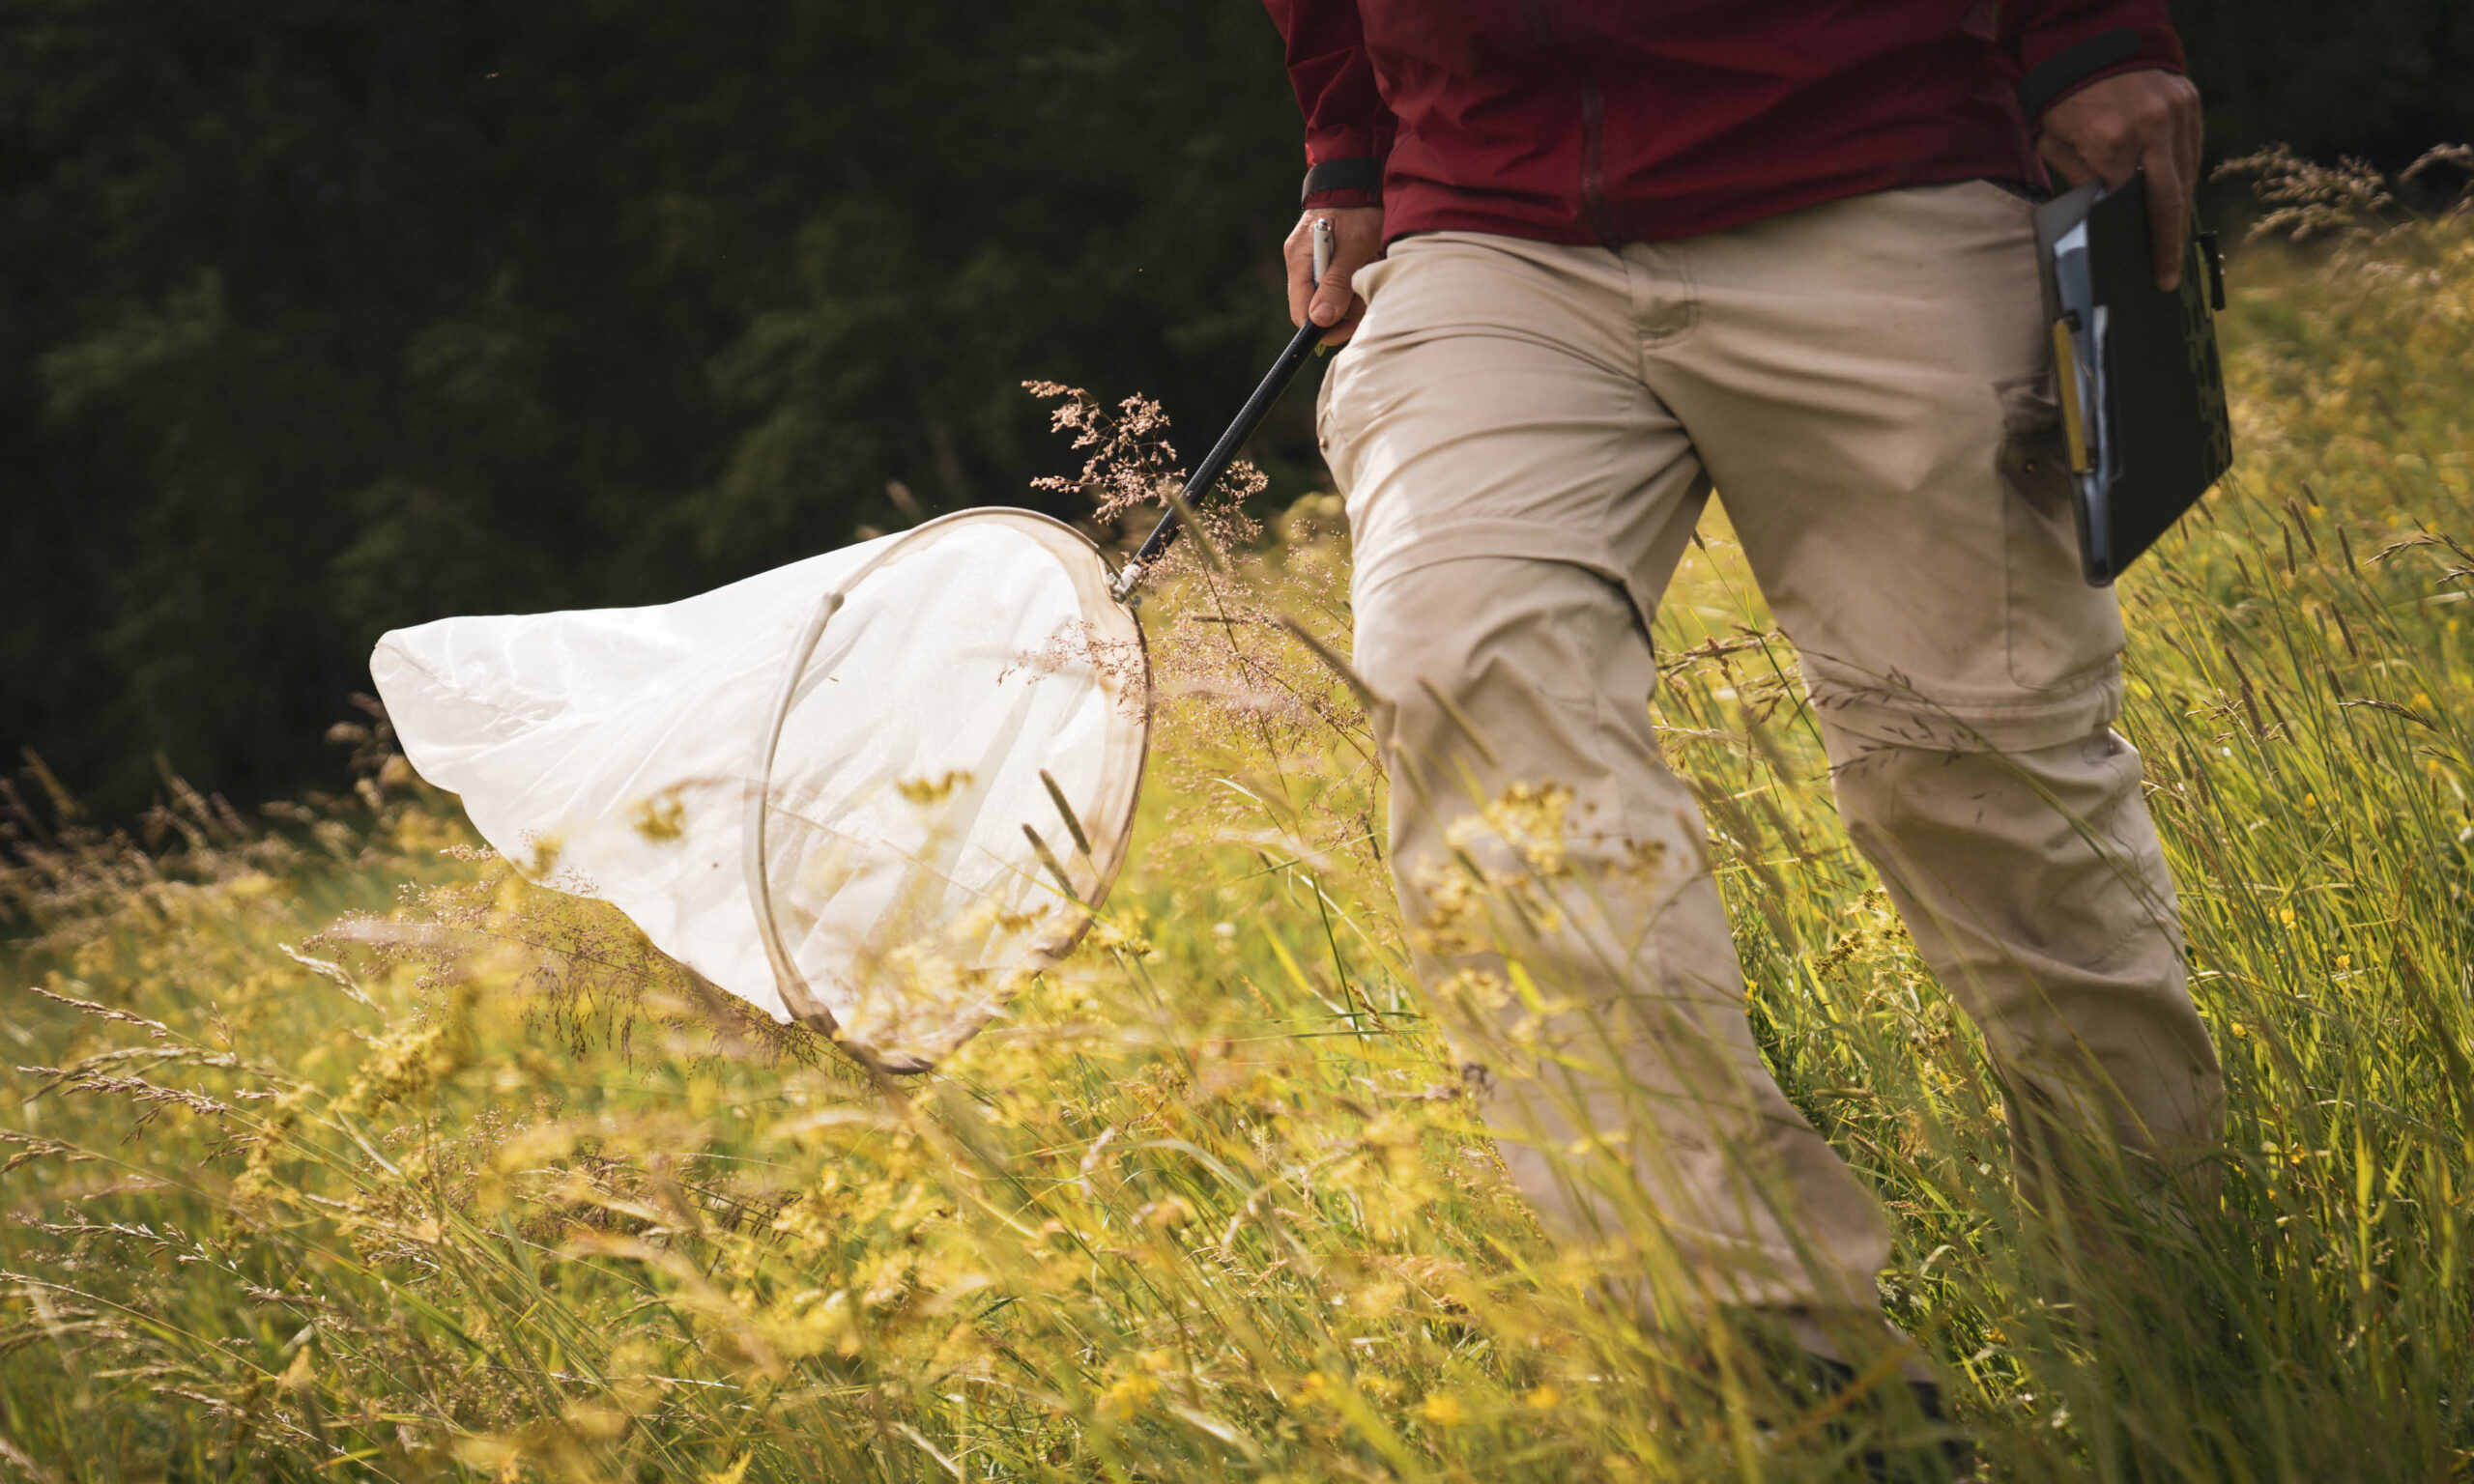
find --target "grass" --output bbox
[2,187,2471,1482]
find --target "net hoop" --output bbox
[744,507,1149,1072]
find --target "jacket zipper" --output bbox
[1515,0,1623,247]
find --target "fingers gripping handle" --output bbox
[1110,219,1335,603]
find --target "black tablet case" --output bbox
[2035,176,2234,585]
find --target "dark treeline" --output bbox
[5,0,2469,815]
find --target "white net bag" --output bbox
[373,509,1148,1071]
[372,227,1338,1071]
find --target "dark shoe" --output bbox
[1802,1353,1978,1483]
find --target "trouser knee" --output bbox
[1353,558,1645,793]
[1354,558,1723,1006]
[1820,721,2222,1159]
[1824,724,2173,968]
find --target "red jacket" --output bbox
[1265,0,2186,245]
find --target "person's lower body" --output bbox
[1316,184,2224,1352]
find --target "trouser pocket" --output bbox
[1997,372,2126,692]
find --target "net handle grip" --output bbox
[1111,218,1335,601]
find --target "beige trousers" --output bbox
[1316,182,2224,1314]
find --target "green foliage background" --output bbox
[3,0,2470,811]
[0,0,1306,809]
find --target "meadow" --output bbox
[2,162,2470,1481]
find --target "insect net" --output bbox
[372,509,1149,1071]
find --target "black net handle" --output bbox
[1110,219,1335,601]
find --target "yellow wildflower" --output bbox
[1101,1372,1162,1415]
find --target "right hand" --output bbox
[1284,206,1386,345]
[2034,69,2204,292]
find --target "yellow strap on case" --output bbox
[2052,318,2091,474]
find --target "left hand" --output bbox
[2034,69,2203,291]
[1284,206,1386,345]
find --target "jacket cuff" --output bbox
[2018,22,2185,121]
[1301,156,1383,206]
[1303,187,1380,211]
